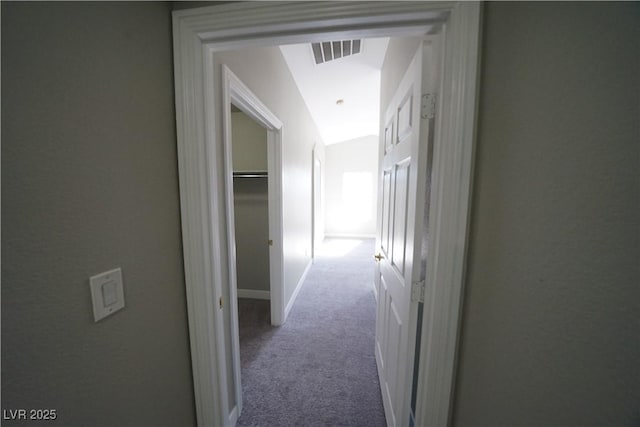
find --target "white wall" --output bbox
[214,45,325,307]
[324,136,379,238]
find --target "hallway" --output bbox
[237,238,386,426]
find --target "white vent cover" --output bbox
[311,40,361,64]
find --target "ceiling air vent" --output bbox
[311,40,361,65]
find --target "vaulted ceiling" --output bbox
[279,37,389,145]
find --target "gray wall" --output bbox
[453,2,640,426]
[1,3,196,426]
[381,3,639,425]
[233,178,271,293]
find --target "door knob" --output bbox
[374,253,384,262]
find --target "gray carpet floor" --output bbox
[236,238,386,427]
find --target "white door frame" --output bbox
[311,148,323,260]
[221,65,285,424]
[172,2,481,426]
[222,65,285,327]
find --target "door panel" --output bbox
[374,44,426,427]
[386,300,402,399]
[384,119,394,154]
[375,273,389,370]
[381,169,392,258]
[391,160,410,276]
[384,298,401,425]
[396,92,413,144]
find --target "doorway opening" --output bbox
[229,105,271,302]
[172,3,481,426]
[227,33,392,425]
[224,33,436,427]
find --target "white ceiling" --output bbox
[279,38,389,145]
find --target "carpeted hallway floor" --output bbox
[236,238,386,427]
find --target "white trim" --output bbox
[415,3,482,426]
[284,259,313,320]
[237,289,271,300]
[222,66,285,327]
[172,11,228,427]
[311,146,323,261]
[228,406,238,427]
[220,66,243,423]
[324,233,377,239]
[266,129,285,327]
[221,65,285,423]
[172,3,481,426]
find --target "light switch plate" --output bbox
[90,267,125,322]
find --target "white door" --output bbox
[374,44,430,427]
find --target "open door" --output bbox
[374,42,433,427]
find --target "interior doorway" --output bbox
[230,106,271,301]
[172,3,481,426]
[222,66,286,424]
[222,65,285,330]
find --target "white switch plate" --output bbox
[90,267,125,322]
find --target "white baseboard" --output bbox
[237,289,270,300]
[284,259,312,320]
[324,233,376,239]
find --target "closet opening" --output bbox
[230,104,272,304]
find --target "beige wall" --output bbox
[233,178,270,293]
[1,2,196,426]
[453,2,640,425]
[231,111,268,172]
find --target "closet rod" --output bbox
[233,171,268,178]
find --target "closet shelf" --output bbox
[233,171,268,178]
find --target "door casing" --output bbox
[222,65,285,424]
[172,2,482,426]
[312,151,323,260]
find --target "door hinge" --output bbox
[421,93,437,119]
[411,280,426,303]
